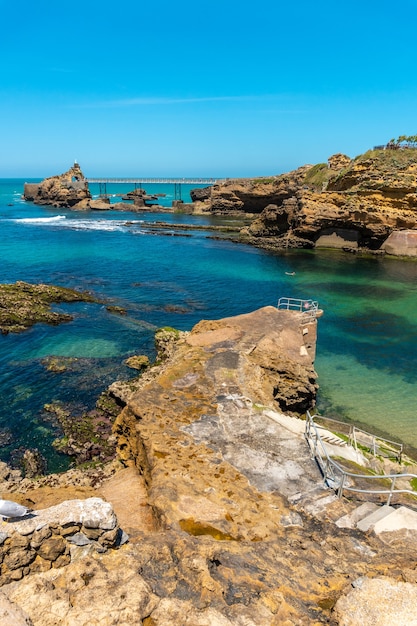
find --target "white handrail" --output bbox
[305,411,416,506]
[277,297,319,321]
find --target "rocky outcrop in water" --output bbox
[193,148,417,255]
[0,282,97,334]
[23,162,91,208]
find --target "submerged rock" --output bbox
[0,281,97,334]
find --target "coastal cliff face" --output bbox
[194,149,417,255]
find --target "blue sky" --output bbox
[1,0,417,177]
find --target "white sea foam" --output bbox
[13,215,143,233]
[17,215,67,223]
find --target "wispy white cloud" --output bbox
[70,94,273,109]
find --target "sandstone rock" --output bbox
[29,527,52,549]
[382,229,417,256]
[3,306,417,623]
[124,354,150,370]
[0,590,32,625]
[207,149,417,254]
[21,449,46,478]
[23,162,91,208]
[3,498,116,537]
[35,536,66,561]
[333,576,417,625]
[2,547,159,626]
[328,153,351,170]
[3,549,36,571]
[190,186,212,202]
[72,198,111,210]
[112,307,320,544]
[0,498,122,585]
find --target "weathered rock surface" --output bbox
[333,576,417,625]
[2,307,417,624]
[190,186,212,202]
[196,149,417,254]
[0,282,97,334]
[72,197,111,210]
[0,498,123,586]
[23,162,91,208]
[0,590,32,625]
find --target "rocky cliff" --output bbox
[193,149,417,256]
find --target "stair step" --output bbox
[320,435,347,447]
[335,502,379,529]
[372,506,417,535]
[356,505,394,532]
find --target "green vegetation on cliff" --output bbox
[303,162,329,189]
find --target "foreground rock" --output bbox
[0,498,124,586]
[333,576,417,625]
[23,162,91,208]
[2,307,417,624]
[192,148,417,255]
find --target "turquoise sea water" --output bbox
[1,178,417,471]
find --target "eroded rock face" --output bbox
[112,307,319,542]
[23,162,91,208]
[199,149,417,253]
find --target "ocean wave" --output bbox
[13,215,143,233]
[17,215,67,223]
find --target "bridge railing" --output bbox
[277,297,319,322]
[305,411,416,506]
[86,177,222,184]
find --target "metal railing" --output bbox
[311,413,403,462]
[305,411,417,506]
[350,425,403,463]
[277,297,319,322]
[86,177,223,184]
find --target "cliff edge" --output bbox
[193,148,417,256]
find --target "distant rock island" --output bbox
[23,162,92,208]
[191,144,417,256]
[23,162,136,211]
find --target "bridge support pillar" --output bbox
[174,183,182,201]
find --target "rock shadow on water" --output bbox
[322,309,417,382]
[308,279,403,300]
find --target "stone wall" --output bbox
[0,498,126,586]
